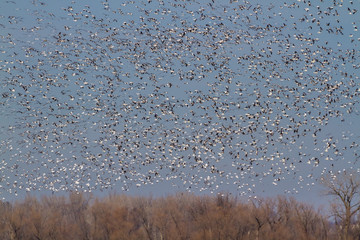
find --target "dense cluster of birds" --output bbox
[0,0,359,200]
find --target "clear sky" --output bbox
[0,0,359,209]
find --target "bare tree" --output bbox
[321,171,360,240]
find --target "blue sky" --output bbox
[0,0,359,209]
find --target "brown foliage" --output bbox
[0,192,346,240]
[322,171,360,240]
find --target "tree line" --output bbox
[0,171,359,240]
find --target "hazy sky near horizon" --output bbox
[0,0,359,206]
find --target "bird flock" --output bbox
[0,0,359,200]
